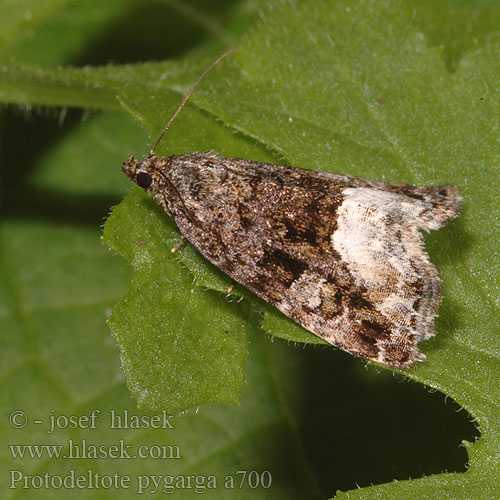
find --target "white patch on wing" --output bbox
[331,186,430,337]
[331,187,422,289]
[342,186,425,221]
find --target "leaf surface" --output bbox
[1,0,498,498]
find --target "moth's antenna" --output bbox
[149,48,235,156]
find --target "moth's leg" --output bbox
[226,282,235,294]
[171,235,185,253]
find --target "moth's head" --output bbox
[122,155,157,191]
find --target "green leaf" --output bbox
[0,106,332,500]
[104,187,248,412]
[1,0,498,498]
[105,0,500,497]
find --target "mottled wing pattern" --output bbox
[124,152,462,369]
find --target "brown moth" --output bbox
[122,50,462,369]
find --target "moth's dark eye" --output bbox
[136,172,153,189]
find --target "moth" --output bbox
[122,50,462,369]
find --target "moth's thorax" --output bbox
[122,152,224,220]
[164,152,218,182]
